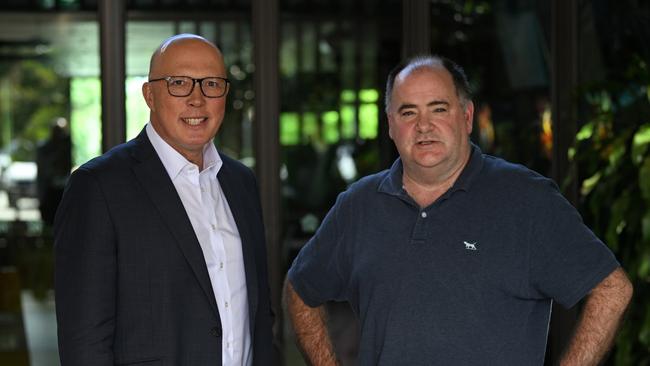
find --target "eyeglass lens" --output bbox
[167,76,227,97]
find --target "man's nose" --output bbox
[186,81,205,107]
[415,114,433,132]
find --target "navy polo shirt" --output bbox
[288,145,619,365]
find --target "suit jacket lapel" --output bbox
[129,130,220,319]
[218,160,259,337]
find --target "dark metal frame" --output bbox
[100,0,126,151]
[402,0,431,57]
[548,0,579,363]
[252,0,283,352]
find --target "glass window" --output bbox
[280,2,402,364]
[280,14,388,247]
[430,0,552,175]
[125,21,176,140]
[0,11,100,366]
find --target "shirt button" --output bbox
[421,212,427,218]
[211,224,217,231]
[225,301,229,308]
[219,262,224,270]
[227,342,231,348]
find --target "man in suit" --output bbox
[55,34,275,365]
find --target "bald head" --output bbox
[385,55,472,112]
[148,34,223,79]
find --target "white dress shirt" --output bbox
[146,123,252,366]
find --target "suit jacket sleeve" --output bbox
[54,167,116,366]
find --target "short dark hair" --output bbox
[384,55,472,112]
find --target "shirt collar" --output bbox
[378,142,484,196]
[377,157,406,196]
[452,142,484,192]
[145,122,222,180]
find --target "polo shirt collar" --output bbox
[145,122,222,180]
[377,142,484,196]
[452,142,484,192]
[377,157,406,196]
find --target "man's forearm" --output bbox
[284,280,338,366]
[560,267,633,366]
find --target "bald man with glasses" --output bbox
[54,34,276,366]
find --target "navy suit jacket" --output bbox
[54,129,275,365]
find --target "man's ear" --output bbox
[464,101,475,134]
[142,82,155,111]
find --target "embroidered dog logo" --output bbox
[463,241,478,251]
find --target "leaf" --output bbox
[632,124,650,165]
[577,122,594,141]
[640,306,650,347]
[638,254,650,280]
[643,212,650,244]
[567,147,576,161]
[600,91,613,112]
[608,137,627,169]
[640,157,650,201]
[581,172,601,197]
[605,193,630,251]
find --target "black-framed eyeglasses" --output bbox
[148,76,230,98]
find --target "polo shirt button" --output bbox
[421,211,427,218]
[210,327,222,337]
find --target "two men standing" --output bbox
[54,33,632,365]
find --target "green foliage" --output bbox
[570,54,650,364]
[69,77,101,166]
[4,60,69,161]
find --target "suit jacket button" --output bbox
[210,327,222,337]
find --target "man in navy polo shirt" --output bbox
[284,55,633,365]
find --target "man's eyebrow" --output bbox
[428,100,450,107]
[397,104,417,113]
[397,100,450,113]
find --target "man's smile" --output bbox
[181,117,207,126]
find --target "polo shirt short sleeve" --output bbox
[288,190,352,307]
[522,173,619,308]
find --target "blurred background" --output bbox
[0,0,648,365]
